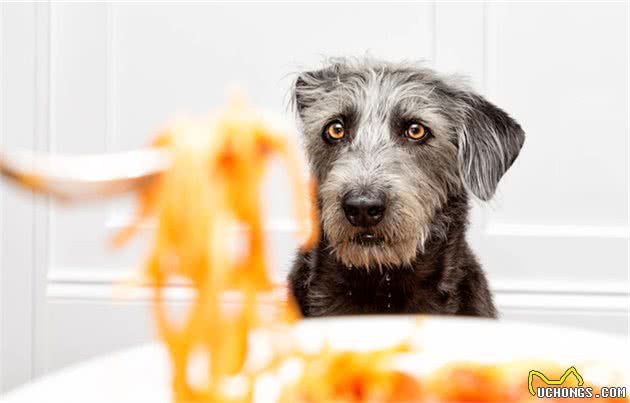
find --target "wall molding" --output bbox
[48,267,630,295]
[486,223,630,239]
[46,268,629,314]
[105,215,630,238]
[33,0,52,380]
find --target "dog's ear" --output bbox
[292,66,340,117]
[292,75,311,116]
[455,91,525,201]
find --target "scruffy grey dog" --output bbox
[288,58,525,318]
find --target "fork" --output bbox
[0,148,171,202]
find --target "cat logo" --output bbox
[528,367,584,396]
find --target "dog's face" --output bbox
[293,60,524,269]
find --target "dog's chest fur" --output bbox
[298,255,450,316]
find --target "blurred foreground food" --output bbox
[278,349,628,403]
[113,96,626,403]
[115,95,317,403]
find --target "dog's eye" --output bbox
[324,121,345,142]
[404,123,429,141]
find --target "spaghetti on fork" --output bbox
[115,95,317,403]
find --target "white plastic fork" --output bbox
[0,148,171,202]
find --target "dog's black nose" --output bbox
[342,193,386,227]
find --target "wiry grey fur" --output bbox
[289,58,525,318]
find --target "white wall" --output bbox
[1,1,628,392]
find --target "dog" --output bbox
[288,58,525,318]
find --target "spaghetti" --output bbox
[115,96,317,403]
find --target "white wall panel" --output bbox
[484,2,628,227]
[48,3,131,278]
[476,2,629,288]
[113,2,434,149]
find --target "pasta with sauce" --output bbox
[115,95,317,403]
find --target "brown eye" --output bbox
[325,121,345,141]
[405,123,428,140]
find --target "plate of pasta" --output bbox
[3,315,628,403]
[260,315,629,403]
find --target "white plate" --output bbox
[3,316,628,403]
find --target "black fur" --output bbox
[290,193,497,318]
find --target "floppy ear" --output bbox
[456,92,525,201]
[292,65,341,117]
[293,74,314,115]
